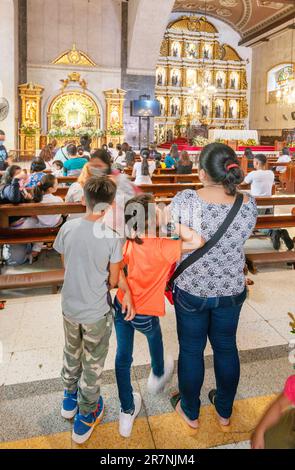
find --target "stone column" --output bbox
[0,0,18,149]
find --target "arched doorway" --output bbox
[47,90,102,146]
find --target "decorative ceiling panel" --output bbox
[173,0,295,38]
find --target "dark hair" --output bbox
[169,144,179,160]
[0,130,5,136]
[67,144,77,156]
[254,153,267,166]
[33,174,57,202]
[90,149,112,175]
[244,147,254,159]
[125,150,136,167]
[77,145,84,156]
[83,176,117,211]
[116,144,122,151]
[122,142,130,153]
[108,142,114,148]
[39,145,53,162]
[30,157,46,173]
[125,193,155,245]
[80,135,92,152]
[53,160,63,169]
[140,148,150,176]
[179,150,191,166]
[282,147,290,156]
[0,165,21,189]
[199,143,244,196]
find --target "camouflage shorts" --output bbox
[61,310,113,415]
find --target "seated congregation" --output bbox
[0,134,295,448]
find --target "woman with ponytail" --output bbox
[169,143,257,430]
[132,148,156,185]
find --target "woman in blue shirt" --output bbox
[164,144,179,169]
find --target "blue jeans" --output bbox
[114,296,164,414]
[173,286,247,421]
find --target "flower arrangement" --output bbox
[192,135,209,147]
[21,122,40,136]
[288,313,295,335]
[48,127,105,139]
[107,126,124,136]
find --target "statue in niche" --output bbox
[217,76,223,88]
[230,76,236,89]
[203,46,210,59]
[215,104,223,118]
[110,107,120,127]
[171,100,179,116]
[201,103,209,118]
[172,71,180,87]
[26,100,37,123]
[229,105,234,119]
[157,72,163,86]
[172,43,180,57]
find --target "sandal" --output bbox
[170,392,199,429]
[208,389,230,426]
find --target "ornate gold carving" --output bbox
[60,72,87,92]
[223,45,242,61]
[239,99,248,119]
[169,16,217,34]
[103,89,126,145]
[160,39,169,57]
[52,44,96,67]
[18,83,44,154]
[240,70,248,90]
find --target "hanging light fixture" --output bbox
[276,21,295,106]
[190,1,217,102]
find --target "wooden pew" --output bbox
[0,202,85,228]
[139,183,202,198]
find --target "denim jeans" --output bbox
[114,296,164,414]
[173,286,247,421]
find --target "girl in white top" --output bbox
[132,149,156,185]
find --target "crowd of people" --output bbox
[0,130,294,447]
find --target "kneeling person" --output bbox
[54,176,131,444]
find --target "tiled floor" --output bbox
[0,233,294,449]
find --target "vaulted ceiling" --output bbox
[173,1,295,42]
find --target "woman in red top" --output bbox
[114,194,204,439]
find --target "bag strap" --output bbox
[168,192,244,288]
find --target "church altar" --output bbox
[208,129,258,143]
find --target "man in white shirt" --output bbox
[244,154,274,197]
[244,154,294,251]
[276,148,291,173]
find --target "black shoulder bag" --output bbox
[165,193,244,303]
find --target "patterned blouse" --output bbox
[170,190,257,298]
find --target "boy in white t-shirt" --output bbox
[244,154,294,251]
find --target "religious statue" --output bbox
[201,104,209,118]
[203,47,210,59]
[230,77,236,89]
[172,72,180,87]
[25,100,37,123]
[215,104,222,118]
[172,44,180,57]
[229,105,234,119]
[157,73,163,86]
[217,76,223,88]
[110,107,120,127]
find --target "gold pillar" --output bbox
[18,82,44,155]
[103,88,126,146]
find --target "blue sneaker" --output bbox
[61,390,78,420]
[72,396,104,444]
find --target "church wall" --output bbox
[0,0,18,149]
[26,0,122,129]
[250,28,295,137]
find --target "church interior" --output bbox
[0,0,295,454]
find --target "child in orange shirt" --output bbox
[114,194,204,438]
